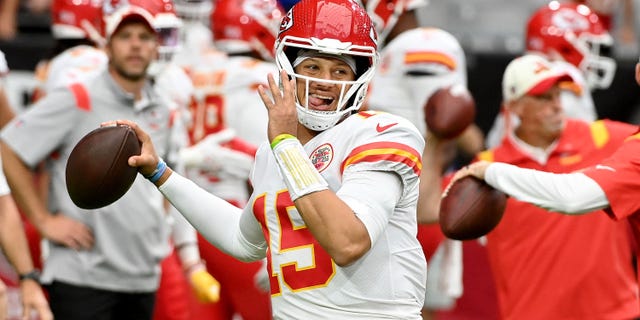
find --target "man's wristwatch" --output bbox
[19,270,41,283]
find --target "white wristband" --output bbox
[272,137,328,201]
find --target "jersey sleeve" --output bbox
[341,112,424,201]
[583,133,640,219]
[45,46,107,93]
[0,86,83,167]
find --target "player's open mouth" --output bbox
[308,94,334,110]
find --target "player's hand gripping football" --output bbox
[258,70,298,142]
[102,120,167,183]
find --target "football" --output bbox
[439,176,507,240]
[65,125,141,209]
[424,84,476,139]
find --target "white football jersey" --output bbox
[172,21,214,69]
[248,111,426,319]
[183,52,275,203]
[188,52,274,146]
[153,63,195,165]
[485,60,596,148]
[44,45,107,93]
[367,27,467,136]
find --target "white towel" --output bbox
[423,238,463,310]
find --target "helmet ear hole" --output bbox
[354,56,371,79]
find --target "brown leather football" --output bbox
[65,125,141,209]
[424,84,476,139]
[439,176,507,240]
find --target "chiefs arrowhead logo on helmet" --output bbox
[279,9,293,34]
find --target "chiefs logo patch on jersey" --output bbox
[310,143,334,173]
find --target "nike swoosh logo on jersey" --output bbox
[376,122,398,133]
[595,164,616,172]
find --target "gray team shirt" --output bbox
[1,70,173,292]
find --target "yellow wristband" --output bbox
[270,133,296,149]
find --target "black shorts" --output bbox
[46,280,156,320]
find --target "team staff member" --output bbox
[110,0,427,317]
[472,54,639,320]
[451,58,640,289]
[1,5,174,320]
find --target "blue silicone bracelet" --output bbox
[145,159,167,183]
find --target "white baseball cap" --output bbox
[502,54,574,102]
[105,5,156,40]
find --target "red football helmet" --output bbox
[51,0,105,44]
[526,1,615,89]
[211,0,284,61]
[275,0,378,131]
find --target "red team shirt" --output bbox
[584,131,640,262]
[476,119,640,320]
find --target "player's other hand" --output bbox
[188,265,220,303]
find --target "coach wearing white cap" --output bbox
[455,53,640,320]
[0,3,177,320]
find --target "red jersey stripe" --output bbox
[68,83,91,111]
[341,142,421,175]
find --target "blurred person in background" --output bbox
[486,0,617,148]
[0,49,52,320]
[360,0,489,318]
[173,0,284,318]
[171,0,215,67]
[450,56,640,307]
[143,0,223,319]
[32,1,221,319]
[0,3,182,318]
[473,54,639,320]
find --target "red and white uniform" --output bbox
[584,131,640,250]
[160,110,426,318]
[45,45,107,93]
[188,52,274,148]
[172,21,214,69]
[181,50,275,320]
[367,27,491,317]
[367,27,466,135]
[478,119,639,320]
[184,51,274,202]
